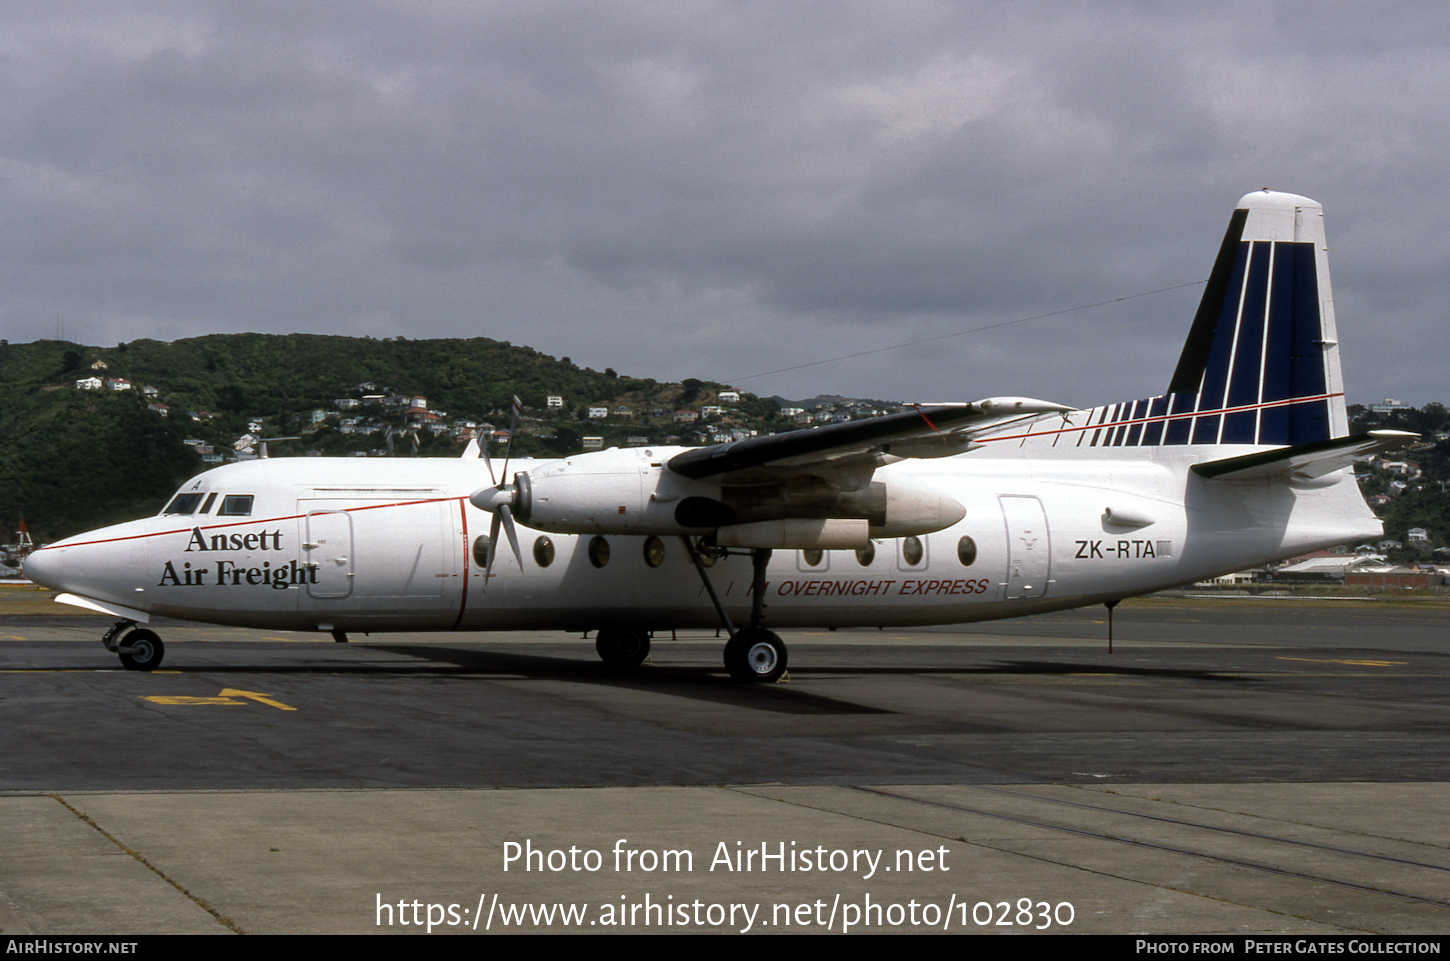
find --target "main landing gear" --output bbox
[102,620,165,671]
[595,628,651,668]
[722,627,787,683]
[682,537,789,683]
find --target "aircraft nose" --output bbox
[22,548,63,591]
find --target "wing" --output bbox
[667,396,1071,489]
[475,396,1073,551]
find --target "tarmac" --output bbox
[2,587,1448,935]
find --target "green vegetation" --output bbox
[1348,403,1450,560]
[0,335,787,543]
[1,388,198,539]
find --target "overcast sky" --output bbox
[4,2,1447,408]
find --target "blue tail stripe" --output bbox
[1221,410,1257,443]
[1125,398,1146,446]
[1287,244,1329,443]
[1289,397,1330,444]
[1261,247,1296,404]
[1197,243,1251,419]
[1191,413,1222,445]
[1226,244,1270,410]
[1165,393,1195,444]
[1141,396,1168,446]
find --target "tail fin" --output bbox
[1164,190,1347,446]
[1031,190,1349,451]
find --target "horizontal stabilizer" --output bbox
[1190,430,1417,481]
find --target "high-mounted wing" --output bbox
[668,396,1071,487]
[471,396,1071,551]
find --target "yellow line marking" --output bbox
[139,687,297,710]
[219,688,297,710]
[1277,657,1407,667]
[142,696,246,706]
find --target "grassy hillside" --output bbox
[0,335,752,542]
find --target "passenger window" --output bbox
[588,536,611,568]
[217,495,255,516]
[163,493,204,515]
[900,535,926,568]
[957,536,977,567]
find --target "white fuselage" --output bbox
[24,439,1381,636]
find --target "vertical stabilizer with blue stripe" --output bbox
[1165,189,1346,446]
[1030,191,1349,451]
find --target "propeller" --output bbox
[469,396,525,582]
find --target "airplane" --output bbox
[23,190,1413,681]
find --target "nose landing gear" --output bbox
[103,621,166,671]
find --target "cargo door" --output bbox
[1000,495,1050,599]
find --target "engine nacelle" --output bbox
[500,446,966,544]
[513,447,714,535]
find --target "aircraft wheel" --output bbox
[723,628,787,683]
[118,629,165,671]
[595,628,651,668]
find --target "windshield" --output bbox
[162,493,206,515]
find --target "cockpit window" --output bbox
[163,493,206,515]
[199,493,217,514]
[217,494,255,516]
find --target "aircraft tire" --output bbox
[118,629,165,671]
[723,628,787,683]
[595,628,651,668]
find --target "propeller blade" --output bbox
[485,511,501,581]
[480,434,496,485]
[500,395,522,484]
[497,502,524,570]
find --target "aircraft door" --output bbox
[304,510,354,598]
[299,496,455,618]
[999,495,1050,599]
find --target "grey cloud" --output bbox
[2,2,1448,407]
